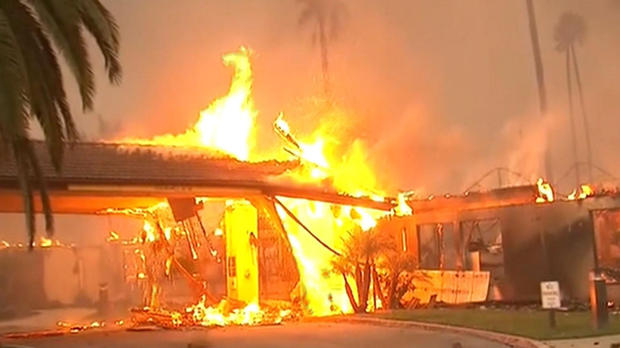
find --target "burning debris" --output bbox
[0,236,74,250]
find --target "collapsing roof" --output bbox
[0,141,394,214]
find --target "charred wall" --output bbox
[488,202,594,302]
[381,196,620,303]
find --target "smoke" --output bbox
[39,0,620,194]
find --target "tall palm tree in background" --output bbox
[297,0,346,97]
[524,0,553,182]
[0,0,121,246]
[554,12,591,185]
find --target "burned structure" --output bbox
[381,185,620,303]
[0,141,392,324]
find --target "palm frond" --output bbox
[2,0,66,169]
[0,6,38,245]
[30,0,95,111]
[554,11,587,52]
[297,6,314,27]
[77,0,121,84]
[0,5,30,142]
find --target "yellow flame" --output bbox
[163,227,172,241]
[536,178,554,203]
[107,231,120,242]
[568,189,577,200]
[121,47,256,160]
[275,113,383,199]
[395,192,413,216]
[165,257,173,277]
[39,237,54,248]
[275,197,386,316]
[143,221,157,243]
[182,296,281,327]
[579,184,594,199]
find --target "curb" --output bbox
[336,316,548,348]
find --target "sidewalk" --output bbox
[545,335,620,348]
[0,308,96,335]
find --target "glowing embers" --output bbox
[130,297,294,329]
[568,184,595,200]
[535,178,555,203]
[0,237,72,249]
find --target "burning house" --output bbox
[380,182,620,305]
[0,140,392,327]
[0,47,395,333]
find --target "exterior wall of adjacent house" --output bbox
[380,194,620,303]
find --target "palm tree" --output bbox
[297,0,346,97]
[554,12,590,186]
[0,0,121,246]
[524,0,553,182]
[377,243,417,309]
[332,226,390,313]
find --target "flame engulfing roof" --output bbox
[0,141,393,213]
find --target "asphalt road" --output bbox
[3,321,509,348]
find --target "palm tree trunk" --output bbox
[570,45,593,182]
[358,259,371,313]
[342,272,359,313]
[525,0,553,182]
[387,273,398,309]
[565,46,581,187]
[354,263,362,293]
[318,18,330,97]
[371,266,386,308]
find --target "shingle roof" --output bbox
[0,141,395,211]
[0,141,298,186]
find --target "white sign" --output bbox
[540,281,561,309]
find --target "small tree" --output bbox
[331,225,419,313]
[377,242,417,309]
[332,226,388,313]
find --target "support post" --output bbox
[548,309,556,329]
[589,210,608,329]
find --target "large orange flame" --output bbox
[107,47,391,324]
[122,47,256,160]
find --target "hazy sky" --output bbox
[5,0,620,244]
[50,0,620,194]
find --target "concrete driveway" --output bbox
[2,321,509,348]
